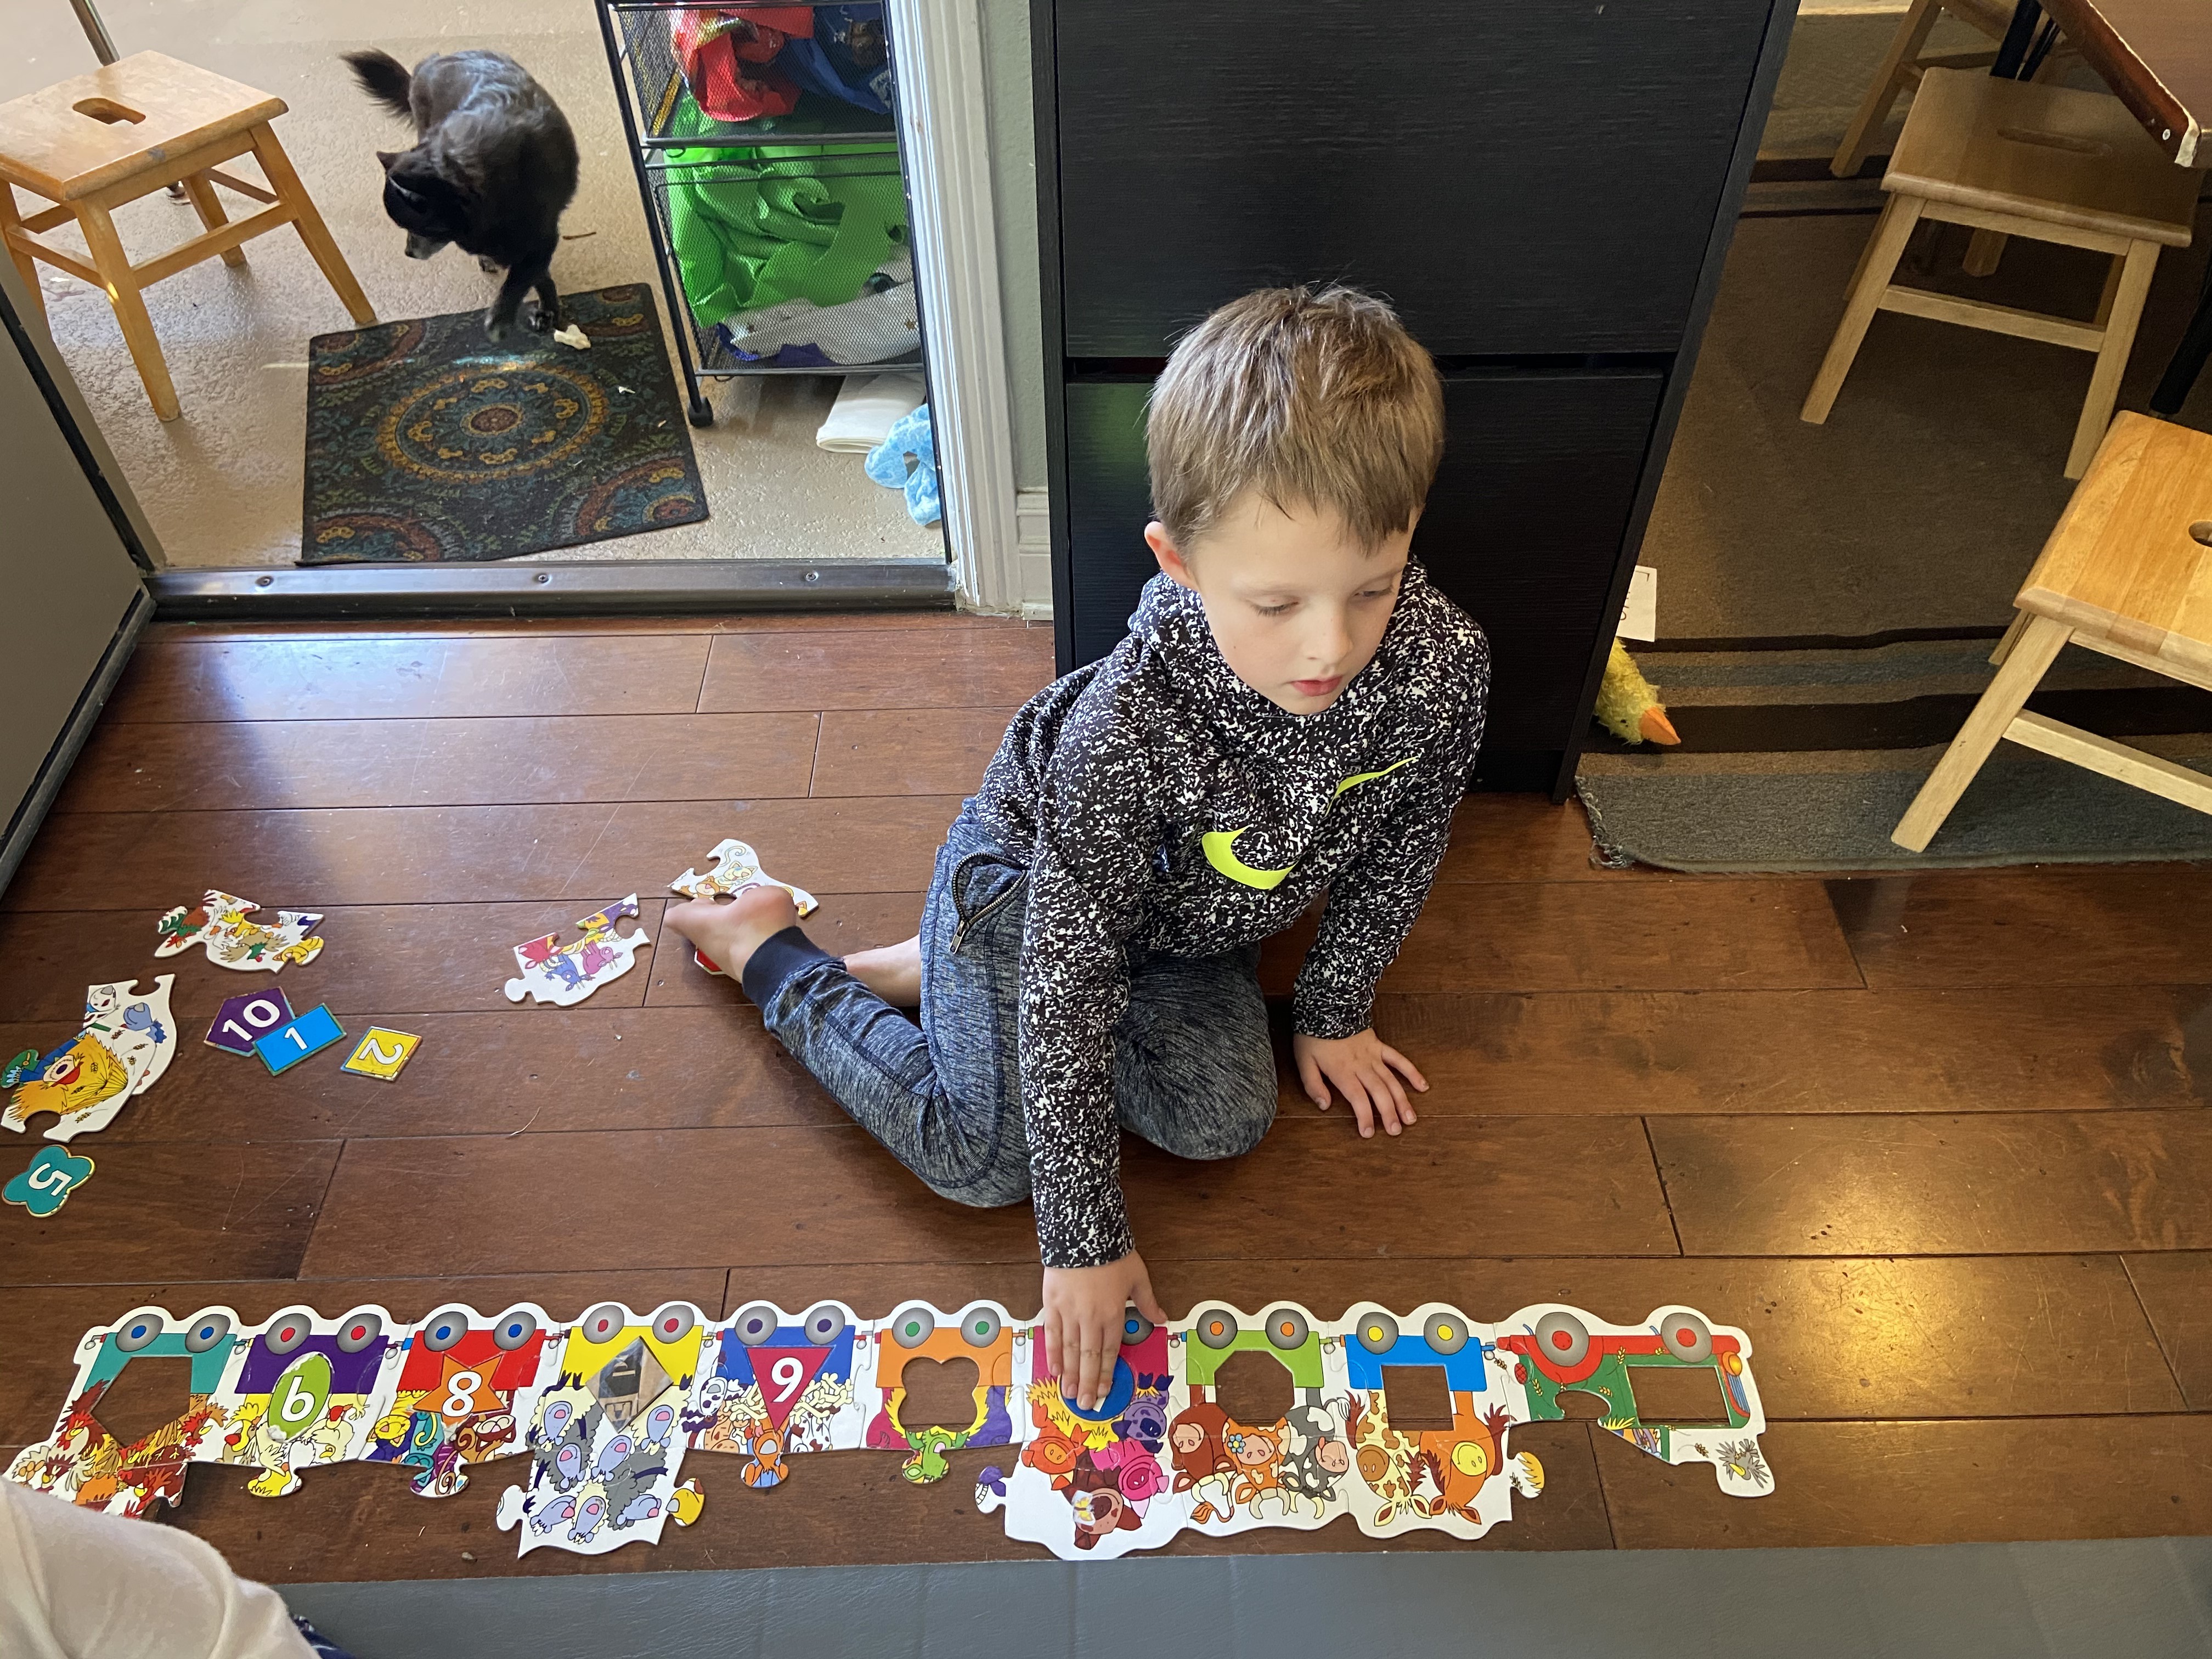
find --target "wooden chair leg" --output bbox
[1803,194,1924,425]
[2067,238,2160,479]
[180,171,248,268]
[1962,227,2007,277]
[1892,613,2070,850]
[248,125,375,326]
[1832,0,1942,178]
[75,204,178,421]
[1988,609,2030,666]
[0,184,44,324]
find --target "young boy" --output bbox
[667,285,1489,1413]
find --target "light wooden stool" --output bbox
[0,50,374,421]
[1830,0,2075,179]
[1801,69,2198,481]
[1893,413,2212,851]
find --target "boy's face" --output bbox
[1146,492,1412,716]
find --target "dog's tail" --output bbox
[342,49,415,121]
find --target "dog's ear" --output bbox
[376,150,398,171]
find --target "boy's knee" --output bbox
[916,1164,1032,1211]
[1153,1079,1277,1162]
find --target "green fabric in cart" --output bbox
[659,90,909,327]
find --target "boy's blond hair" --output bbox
[1146,285,1445,555]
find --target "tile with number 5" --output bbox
[255,1006,345,1076]
[341,1027,421,1082]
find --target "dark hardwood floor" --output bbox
[1,612,2205,1582]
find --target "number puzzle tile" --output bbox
[155,890,325,973]
[669,839,817,915]
[4,1145,94,1215]
[205,989,298,1056]
[341,1028,421,1082]
[255,1006,346,1075]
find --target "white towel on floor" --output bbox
[816,371,927,453]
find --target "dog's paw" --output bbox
[484,312,514,343]
[526,305,558,336]
[478,255,503,276]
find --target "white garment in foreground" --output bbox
[815,371,927,453]
[0,1479,313,1659]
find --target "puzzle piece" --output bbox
[341,1028,422,1082]
[205,989,297,1056]
[255,1006,346,1075]
[2,977,177,1142]
[4,1145,94,1215]
[669,839,816,915]
[155,891,325,973]
[504,898,650,1008]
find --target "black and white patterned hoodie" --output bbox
[970,561,1490,1269]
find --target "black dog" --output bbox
[343,48,579,341]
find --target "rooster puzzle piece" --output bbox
[670,841,815,975]
[156,891,325,973]
[504,899,651,1008]
[2,977,177,1142]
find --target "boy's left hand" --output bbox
[1294,1029,1426,1138]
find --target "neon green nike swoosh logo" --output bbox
[1333,754,1418,797]
[1202,757,1419,890]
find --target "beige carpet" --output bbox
[8,0,944,569]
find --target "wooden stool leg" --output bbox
[1803,195,1923,424]
[1831,0,1941,178]
[1892,613,2070,850]
[248,125,375,326]
[0,184,44,325]
[180,172,248,268]
[1988,610,2030,666]
[75,204,178,421]
[2067,238,2160,479]
[1962,228,2007,277]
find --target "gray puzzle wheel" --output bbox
[1264,1307,1310,1351]
[1192,1308,1239,1350]
[183,1311,233,1355]
[1660,1311,1713,1365]
[803,1303,847,1346]
[335,1311,383,1353]
[1423,1311,1470,1356]
[1354,1310,1400,1355]
[262,1310,313,1357]
[732,1304,780,1346]
[421,1307,471,1352]
[650,1304,697,1344]
[1532,1310,1590,1369]
[889,1305,936,1348]
[1120,1310,1154,1347]
[493,1308,539,1351]
[579,1304,627,1345]
[962,1306,1002,1347]
[113,1312,163,1353]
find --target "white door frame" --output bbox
[888,0,1025,615]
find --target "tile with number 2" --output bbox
[341,1026,421,1082]
[255,1005,345,1075]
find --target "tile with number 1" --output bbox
[255,1005,345,1075]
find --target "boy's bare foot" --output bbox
[845,934,922,1008]
[664,886,799,983]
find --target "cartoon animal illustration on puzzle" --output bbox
[205,1308,401,1497]
[504,897,650,1007]
[155,891,325,972]
[1498,1305,1770,1496]
[3,976,176,1142]
[362,1306,553,1497]
[495,1302,707,1554]
[669,839,817,912]
[8,1297,1769,1560]
[5,1308,242,1518]
[1338,1304,1542,1539]
[977,1312,1178,1558]
[686,1301,865,1488]
[864,1302,1018,1484]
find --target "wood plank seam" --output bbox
[2115,1255,2194,1406]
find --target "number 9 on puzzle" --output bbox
[341,1027,421,1082]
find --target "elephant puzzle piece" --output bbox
[156,891,325,973]
[2,976,177,1142]
[505,899,650,1008]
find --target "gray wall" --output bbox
[978,0,1047,490]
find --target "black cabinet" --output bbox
[1036,0,1793,790]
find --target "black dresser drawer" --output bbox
[1060,369,1664,771]
[1051,0,1771,357]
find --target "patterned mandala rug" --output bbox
[301,284,707,563]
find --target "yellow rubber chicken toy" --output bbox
[1594,639,1680,746]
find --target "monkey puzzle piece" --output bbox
[155,891,325,973]
[341,1028,422,1082]
[2,976,177,1143]
[255,1006,346,1076]
[5,1145,94,1215]
[670,842,816,977]
[504,898,651,1008]
[205,989,297,1056]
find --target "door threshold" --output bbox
[148,558,955,620]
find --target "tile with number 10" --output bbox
[205,988,296,1055]
[254,1005,345,1075]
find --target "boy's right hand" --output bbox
[1042,1253,1168,1412]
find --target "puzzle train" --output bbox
[7,1296,1770,1560]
